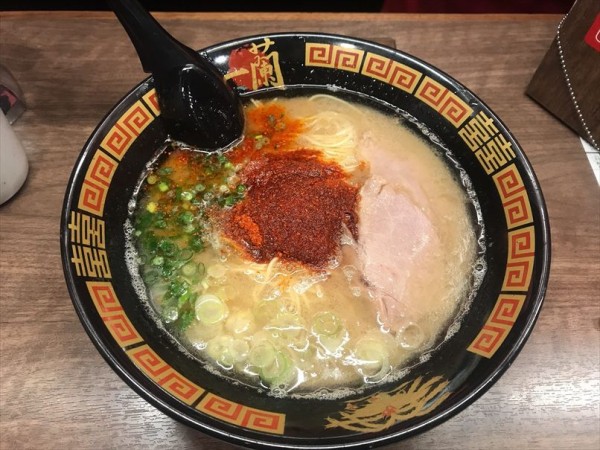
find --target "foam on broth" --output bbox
[125,94,485,398]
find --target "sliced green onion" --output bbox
[177,292,197,311]
[397,323,425,350]
[177,291,192,308]
[180,191,193,201]
[224,195,238,207]
[189,236,204,251]
[181,261,204,284]
[146,174,158,185]
[181,261,199,277]
[193,183,205,193]
[177,310,195,330]
[206,336,234,368]
[206,335,249,369]
[160,264,174,278]
[151,256,164,266]
[229,338,250,363]
[178,211,194,225]
[312,312,342,336]
[179,248,194,261]
[195,294,228,325]
[182,224,195,233]
[254,135,270,150]
[260,350,294,386]
[157,239,178,257]
[354,337,390,378]
[146,202,158,213]
[143,233,158,253]
[158,181,169,192]
[248,341,277,368]
[318,333,347,355]
[158,167,173,176]
[236,184,246,194]
[168,279,189,297]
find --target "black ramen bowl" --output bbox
[61,33,550,449]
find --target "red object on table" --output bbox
[584,14,600,51]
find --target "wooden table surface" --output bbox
[0,12,598,450]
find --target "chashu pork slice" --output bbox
[357,177,441,332]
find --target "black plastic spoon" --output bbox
[108,0,244,151]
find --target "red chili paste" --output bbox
[222,149,358,268]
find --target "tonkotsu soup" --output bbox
[129,94,482,397]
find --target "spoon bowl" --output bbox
[108,0,244,150]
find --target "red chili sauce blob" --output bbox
[222,149,359,268]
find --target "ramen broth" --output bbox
[130,95,479,395]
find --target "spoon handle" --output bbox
[107,0,198,73]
